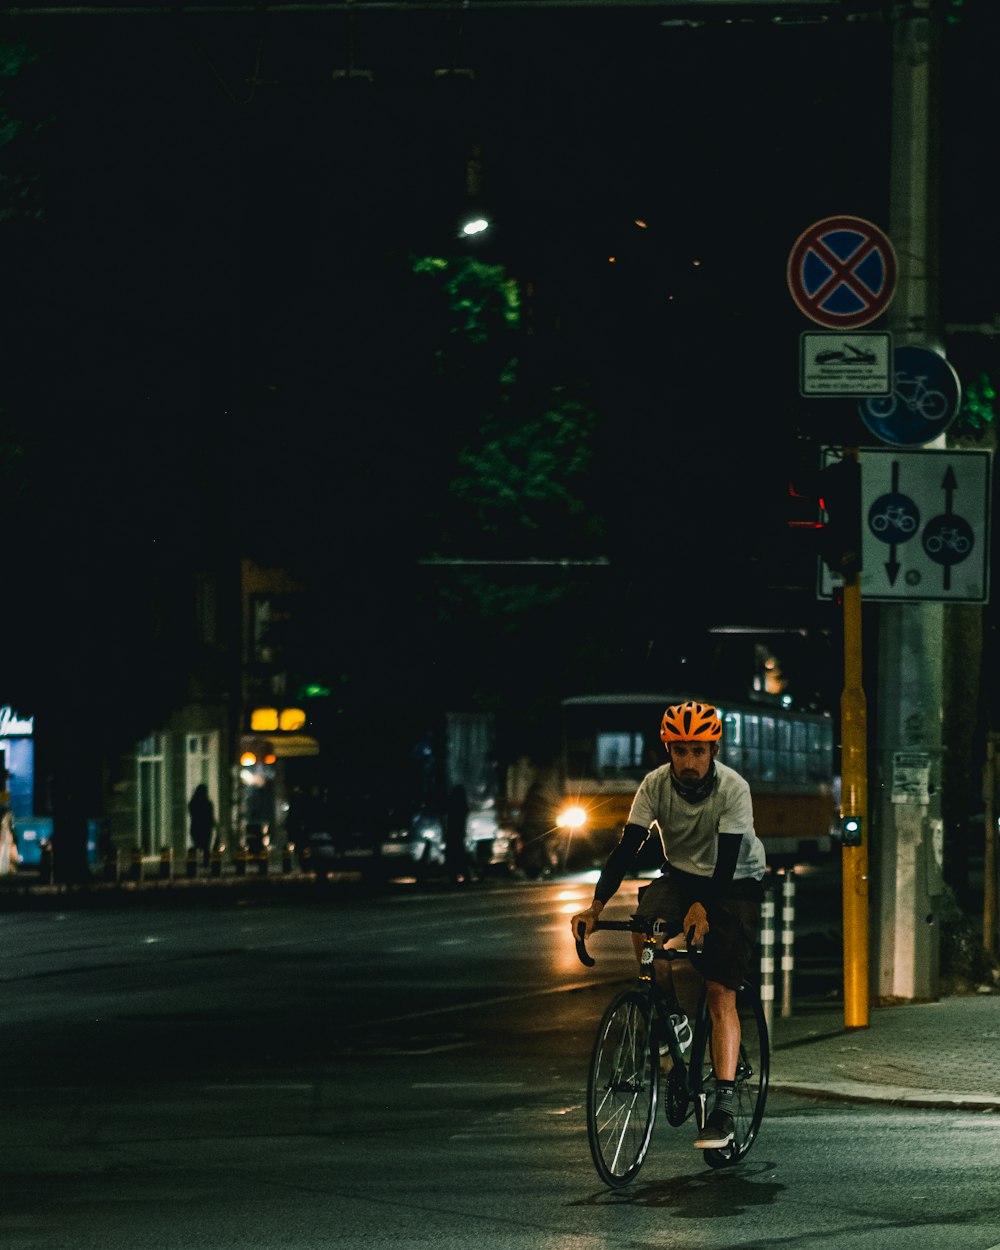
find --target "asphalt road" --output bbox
[2,878,999,1250]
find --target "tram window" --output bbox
[773,717,793,782]
[743,748,760,779]
[806,719,834,782]
[720,712,742,773]
[759,718,778,780]
[745,715,759,747]
[596,732,643,777]
[775,738,792,782]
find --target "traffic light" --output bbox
[837,815,864,847]
[787,455,862,578]
[818,456,862,578]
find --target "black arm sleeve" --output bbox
[594,823,650,905]
[696,832,744,907]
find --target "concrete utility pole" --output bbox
[873,0,944,1003]
[985,735,999,957]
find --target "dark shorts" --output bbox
[633,869,763,991]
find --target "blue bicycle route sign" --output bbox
[858,345,962,447]
[818,447,991,603]
[787,216,897,329]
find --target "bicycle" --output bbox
[575,917,769,1186]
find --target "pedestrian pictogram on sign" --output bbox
[787,216,897,329]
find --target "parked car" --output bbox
[301,794,446,882]
[378,808,446,877]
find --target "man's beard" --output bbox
[669,760,717,804]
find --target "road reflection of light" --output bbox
[555,890,588,902]
[559,902,586,914]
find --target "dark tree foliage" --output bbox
[249,251,613,764]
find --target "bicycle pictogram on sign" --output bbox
[787,215,897,329]
[858,345,962,448]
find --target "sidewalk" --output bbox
[769,991,1000,1110]
[0,860,359,908]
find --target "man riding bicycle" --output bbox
[571,699,766,1149]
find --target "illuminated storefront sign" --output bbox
[0,707,33,736]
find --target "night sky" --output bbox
[1,1,995,726]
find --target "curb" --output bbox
[770,1079,1000,1112]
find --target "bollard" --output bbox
[158,847,172,881]
[235,845,248,877]
[282,842,294,875]
[129,847,143,884]
[210,846,223,878]
[257,846,269,876]
[103,848,120,884]
[39,842,54,885]
[781,870,796,1019]
[185,846,198,879]
[760,888,775,1040]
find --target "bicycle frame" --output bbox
[579,918,714,1129]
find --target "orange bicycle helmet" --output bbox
[659,700,722,743]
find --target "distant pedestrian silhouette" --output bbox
[188,784,215,867]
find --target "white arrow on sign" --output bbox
[819,447,992,604]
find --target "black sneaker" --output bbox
[694,1109,734,1149]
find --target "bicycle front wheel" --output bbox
[703,984,770,1168]
[587,990,657,1187]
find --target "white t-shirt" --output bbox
[626,761,766,880]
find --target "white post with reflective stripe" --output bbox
[781,870,796,1019]
[760,890,775,1040]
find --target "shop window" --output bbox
[136,734,168,854]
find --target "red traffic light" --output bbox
[786,457,862,577]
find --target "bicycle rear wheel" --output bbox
[587,990,657,1186]
[703,984,770,1168]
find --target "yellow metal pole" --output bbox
[839,446,869,1027]
[841,536,870,1029]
